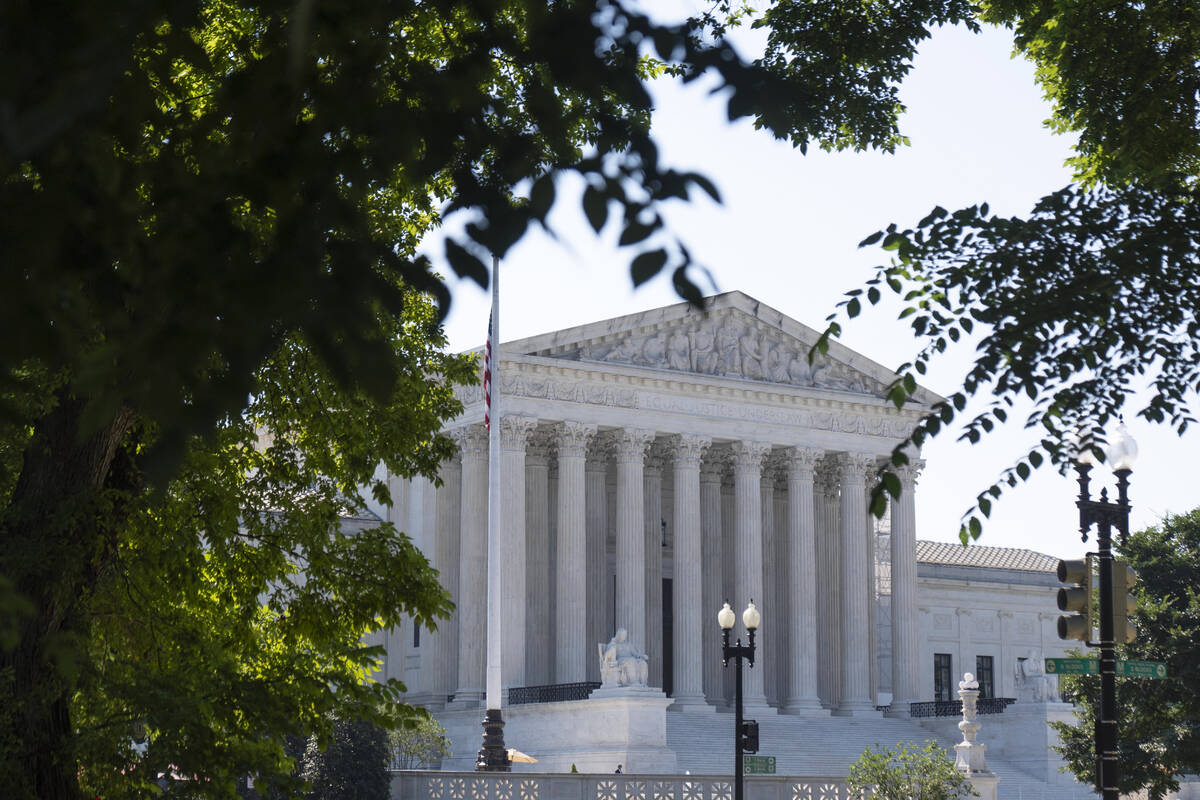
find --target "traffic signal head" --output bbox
[1113,561,1138,644]
[1056,557,1094,642]
[740,719,759,754]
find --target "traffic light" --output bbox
[1057,557,1093,642]
[740,719,759,754]
[1113,561,1138,644]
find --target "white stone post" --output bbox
[643,445,664,688]
[612,428,655,656]
[956,672,999,800]
[835,452,877,716]
[525,436,552,686]
[454,425,489,704]
[500,415,537,689]
[431,452,462,705]
[669,433,711,710]
[554,421,595,685]
[585,440,610,682]
[700,451,725,706]
[730,440,773,712]
[783,447,825,715]
[887,459,924,716]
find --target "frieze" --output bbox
[457,372,916,440]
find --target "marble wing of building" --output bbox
[376,291,1086,785]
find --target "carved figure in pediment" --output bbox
[602,337,640,364]
[716,323,742,376]
[739,329,765,379]
[765,340,789,383]
[788,352,813,385]
[643,332,667,366]
[667,329,690,371]
[689,325,717,374]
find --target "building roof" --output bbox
[915,540,1058,573]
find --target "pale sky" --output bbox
[424,21,1199,561]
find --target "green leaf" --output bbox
[583,185,608,233]
[444,240,489,289]
[630,249,668,287]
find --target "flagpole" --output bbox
[477,253,510,771]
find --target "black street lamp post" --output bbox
[1074,422,1138,800]
[718,600,760,800]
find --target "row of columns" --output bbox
[430,417,923,715]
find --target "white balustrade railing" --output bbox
[390,771,858,800]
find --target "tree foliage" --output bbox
[390,713,452,770]
[778,0,1200,537]
[0,0,913,797]
[1052,508,1200,800]
[301,718,390,800]
[846,740,975,800]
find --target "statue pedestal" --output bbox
[437,695,677,774]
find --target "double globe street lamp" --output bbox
[1073,420,1138,800]
[718,600,760,800]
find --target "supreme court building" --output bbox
[373,291,1080,777]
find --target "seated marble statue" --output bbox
[597,628,649,688]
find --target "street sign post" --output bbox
[1045,658,1168,678]
[743,756,775,775]
[1114,660,1168,679]
[1045,657,1099,675]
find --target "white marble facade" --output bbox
[386,291,939,719]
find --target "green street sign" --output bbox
[1115,660,1168,679]
[1045,657,1099,675]
[744,756,775,775]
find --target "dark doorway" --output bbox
[663,578,673,696]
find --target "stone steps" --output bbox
[665,709,1098,799]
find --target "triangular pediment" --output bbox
[506,291,937,403]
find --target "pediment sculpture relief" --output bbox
[556,316,886,396]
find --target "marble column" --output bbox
[866,478,879,705]
[815,460,841,709]
[887,459,924,713]
[612,428,655,654]
[643,445,665,688]
[554,421,596,684]
[431,452,462,705]
[454,425,489,704]
[731,440,773,712]
[700,451,725,706]
[721,471,735,705]
[759,459,777,706]
[500,415,537,688]
[783,447,826,715]
[524,434,552,686]
[669,433,711,710]
[585,440,611,682]
[835,452,878,716]
[773,474,788,707]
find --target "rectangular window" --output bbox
[413,622,420,649]
[934,653,953,702]
[976,655,994,699]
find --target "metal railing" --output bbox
[907,697,1016,718]
[507,682,601,706]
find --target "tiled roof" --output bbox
[915,540,1058,573]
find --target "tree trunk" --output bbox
[0,393,136,800]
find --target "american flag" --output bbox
[484,312,493,430]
